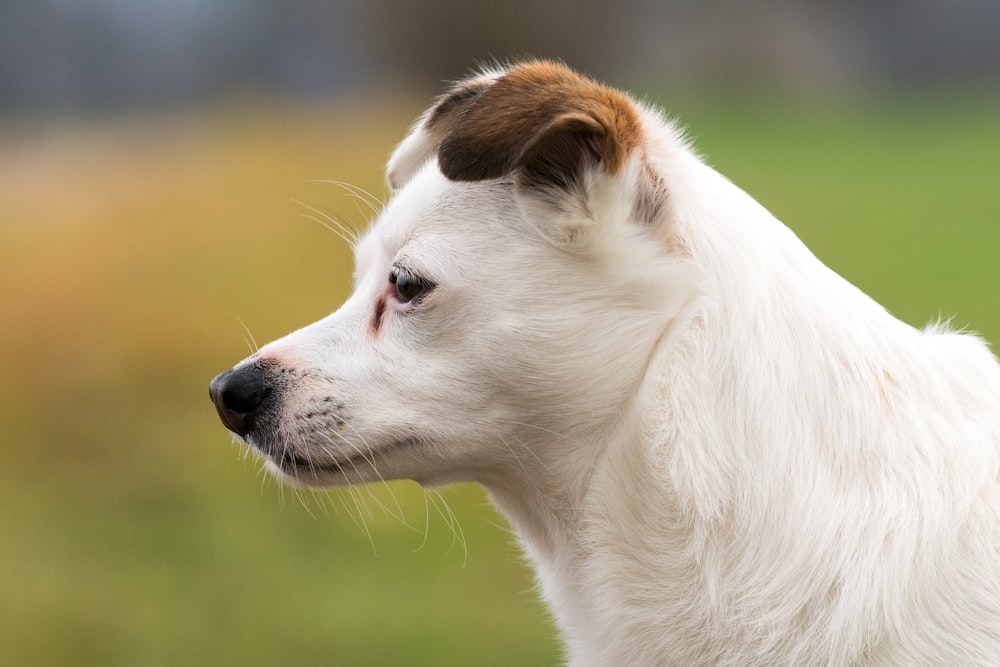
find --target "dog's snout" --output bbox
[209,366,271,436]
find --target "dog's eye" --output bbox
[389,270,430,304]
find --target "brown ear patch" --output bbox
[437,61,641,190]
[426,80,491,131]
[385,76,494,190]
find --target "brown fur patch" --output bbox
[437,61,641,190]
[634,155,668,226]
[408,79,493,164]
[427,80,490,130]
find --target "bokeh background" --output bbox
[2,2,998,665]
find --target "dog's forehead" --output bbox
[376,166,448,248]
[376,164,515,253]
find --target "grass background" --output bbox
[1,90,998,665]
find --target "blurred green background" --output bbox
[1,3,998,666]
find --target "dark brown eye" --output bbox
[389,270,430,304]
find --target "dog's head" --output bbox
[210,61,693,488]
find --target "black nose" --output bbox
[209,366,271,437]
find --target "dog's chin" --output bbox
[263,457,349,487]
[246,434,428,488]
[257,449,376,488]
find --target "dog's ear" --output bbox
[385,76,494,191]
[386,61,660,245]
[438,62,656,245]
[437,62,641,195]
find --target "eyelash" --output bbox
[388,268,434,305]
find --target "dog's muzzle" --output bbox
[209,364,272,437]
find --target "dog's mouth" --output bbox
[254,436,425,484]
[274,449,366,476]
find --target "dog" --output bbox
[210,60,1000,665]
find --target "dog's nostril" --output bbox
[209,366,271,436]
[222,379,269,414]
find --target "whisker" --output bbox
[498,432,531,478]
[338,425,411,525]
[429,489,469,567]
[333,488,374,551]
[308,486,332,517]
[293,444,322,517]
[276,474,286,510]
[300,212,358,248]
[502,419,580,442]
[414,488,432,553]
[310,179,384,216]
[294,485,319,520]
[256,461,272,497]
[496,419,581,474]
[305,431,379,550]
[235,317,260,354]
[320,430,418,533]
[292,198,362,247]
[347,484,378,555]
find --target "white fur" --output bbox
[230,69,1000,665]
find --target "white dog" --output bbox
[211,61,1000,665]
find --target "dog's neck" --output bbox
[478,334,688,655]
[481,431,611,569]
[481,427,627,642]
